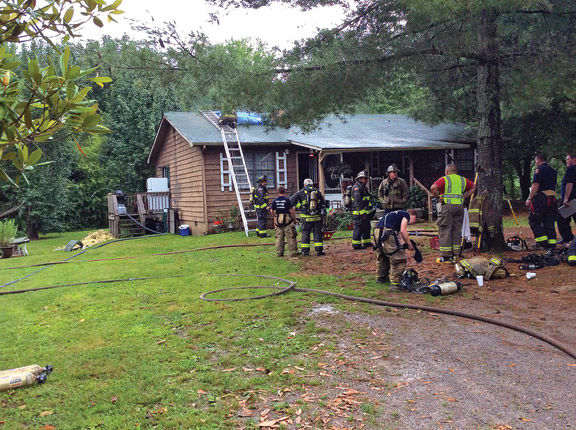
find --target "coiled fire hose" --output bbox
[200,274,576,361]
[1,241,575,361]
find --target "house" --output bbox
[147,112,475,235]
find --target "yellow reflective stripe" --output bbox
[362,239,372,244]
[548,239,557,244]
[362,196,370,200]
[255,203,267,208]
[314,242,323,246]
[535,236,548,242]
[568,255,576,261]
[439,246,452,251]
[300,243,310,248]
[352,240,362,245]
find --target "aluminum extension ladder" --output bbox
[201,110,255,236]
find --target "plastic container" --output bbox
[178,225,191,236]
[117,204,127,215]
[476,275,484,287]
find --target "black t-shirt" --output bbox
[561,165,576,201]
[532,162,557,192]
[378,210,410,231]
[271,196,293,214]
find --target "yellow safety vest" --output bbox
[442,174,466,205]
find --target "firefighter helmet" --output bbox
[386,165,400,174]
[355,170,369,181]
[257,175,268,184]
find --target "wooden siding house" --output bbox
[148,112,475,234]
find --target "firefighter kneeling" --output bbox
[373,209,418,289]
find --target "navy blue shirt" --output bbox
[532,162,557,192]
[377,210,410,231]
[271,196,293,214]
[561,165,576,201]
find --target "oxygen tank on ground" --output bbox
[0,372,47,392]
[429,281,462,296]
[0,364,52,378]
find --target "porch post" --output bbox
[318,151,326,194]
[409,154,414,187]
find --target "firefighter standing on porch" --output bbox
[250,176,270,238]
[431,164,476,263]
[526,153,558,252]
[351,170,373,250]
[378,165,410,213]
[290,178,327,256]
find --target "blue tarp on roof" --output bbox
[214,111,264,125]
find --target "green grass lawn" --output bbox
[0,229,377,429]
[0,215,533,429]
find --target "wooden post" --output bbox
[413,178,434,221]
[318,152,326,194]
[409,155,414,187]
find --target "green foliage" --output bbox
[0,0,122,184]
[0,218,17,246]
[324,209,352,231]
[407,186,426,209]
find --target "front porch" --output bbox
[296,148,476,212]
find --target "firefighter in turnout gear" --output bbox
[351,170,373,250]
[270,186,298,257]
[290,178,327,256]
[250,176,270,238]
[526,153,558,252]
[568,236,576,266]
[373,209,417,288]
[378,165,410,213]
[431,164,476,263]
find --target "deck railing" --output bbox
[107,192,170,237]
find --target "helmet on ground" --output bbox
[257,175,268,183]
[387,165,400,174]
[355,170,369,181]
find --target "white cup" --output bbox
[526,272,536,280]
[476,275,484,287]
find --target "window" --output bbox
[245,151,276,188]
[454,149,475,172]
[161,166,170,188]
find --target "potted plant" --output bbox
[214,210,225,233]
[227,206,239,230]
[0,219,18,258]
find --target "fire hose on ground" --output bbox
[0,232,575,361]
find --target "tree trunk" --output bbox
[510,157,532,200]
[476,8,507,250]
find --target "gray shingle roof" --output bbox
[149,112,473,162]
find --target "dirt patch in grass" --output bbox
[235,227,576,429]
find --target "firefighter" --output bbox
[270,186,298,257]
[557,153,576,244]
[250,176,270,238]
[290,178,327,256]
[373,209,417,288]
[351,170,373,250]
[378,165,410,213]
[568,236,576,266]
[431,164,476,263]
[526,153,557,253]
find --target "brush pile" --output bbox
[81,230,114,248]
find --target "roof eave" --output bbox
[147,115,196,164]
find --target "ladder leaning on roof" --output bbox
[201,110,254,236]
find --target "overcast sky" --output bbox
[80,0,347,48]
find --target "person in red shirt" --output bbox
[431,164,476,262]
